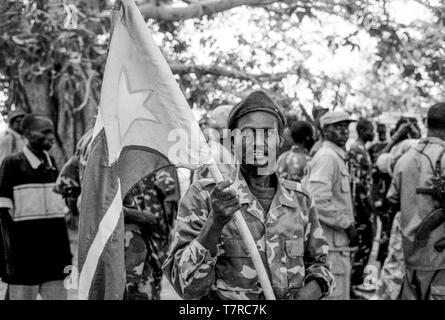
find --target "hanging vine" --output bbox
[0,0,111,163]
[0,0,109,114]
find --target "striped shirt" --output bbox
[0,146,72,285]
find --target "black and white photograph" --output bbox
[0,0,444,309]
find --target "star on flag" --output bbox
[117,68,159,139]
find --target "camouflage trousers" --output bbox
[326,250,352,300]
[351,201,374,287]
[124,224,166,300]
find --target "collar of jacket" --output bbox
[322,140,348,161]
[23,145,54,170]
[229,164,298,209]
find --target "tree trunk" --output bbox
[22,72,97,169]
[12,0,101,169]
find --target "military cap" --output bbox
[227,90,286,130]
[319,111,356,128]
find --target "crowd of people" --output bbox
[0,89,444,300]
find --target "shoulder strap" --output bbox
[435,146,445,176]
[413,141,436,173]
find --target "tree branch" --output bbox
[139,0,292,21]
[411,0,441,12]
[169,61,292,82]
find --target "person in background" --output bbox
[374,118,421,238]
[276,120,314,182]
[348,118,375,296]
[387,103,445,300]
[0,110,27,165]
[278,109,299,155]
[304,111,358,300]
[369,133,416,300]
[309,106,329,157]
[368,119,424,300]
[370,211,404,300]
[193,104,234,181]
[53,128,94,299]
[199,114,211,143]
[379,117,421,159]
[123,167,180,300]
[368,122,392,265]
[369,123,388,164]
[0,110,26,300]
[0,114,72,300]
[54,128,93,230]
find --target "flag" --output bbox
[78,0,212,300]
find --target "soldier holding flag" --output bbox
[162,90,334,300]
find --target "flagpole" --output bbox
[207,162,276,300]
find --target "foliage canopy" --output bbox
[0,0,443,163]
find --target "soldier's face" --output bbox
[11,115,25,134]
[361,123,375,143]
[233,111,282,175]
[324,121,350,148]
[377,126,386,141]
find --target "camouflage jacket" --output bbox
[162,166,334,300]
[348,141,373,209]
[276,145,311,183]
[374,212,404,300]
[123,166,179,247]
[54,128,94,199]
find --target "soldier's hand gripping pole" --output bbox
[207,162,276,300]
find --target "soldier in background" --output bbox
[278,109,299,155]
[371,211,404,300]
[387,102,445,300]
[368,123,392,265]
[193,104,234,182]
[304,111,358,300]
[374,119,421,264]
[309,106,329,157]
[276,120,314,182]
[368,121,423,300]
[54,128,93,229]
[369,123,388,164]
[348,119,375,293]
[123,167,180,300]
[0,110,27,299]
[0,110,27,165]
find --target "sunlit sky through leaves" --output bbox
[0,0,433,133]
